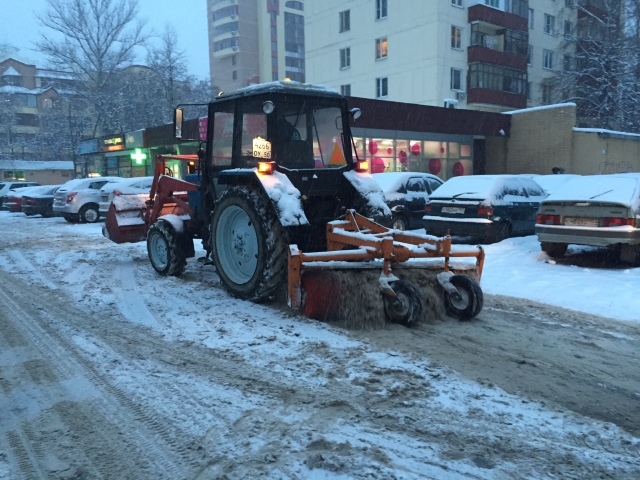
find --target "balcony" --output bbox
[467,62,527,109]
[468,46,527,70]
[213,36,240,59]
[468,4,528,32]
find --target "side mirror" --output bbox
[174,108,184,139]
[350,108,361,120]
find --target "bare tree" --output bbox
[36,0,149,137]
[556,0,640,132]
[146,25,188,113]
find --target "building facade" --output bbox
[207,0,306,92]
[305,0,572,112]
[0,58,84,161]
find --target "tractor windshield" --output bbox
[272,100,350,170]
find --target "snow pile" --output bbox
[258,170,309,226]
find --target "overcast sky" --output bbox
[0,0,210,79]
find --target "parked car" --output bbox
[423,175,548,243]
[53,177,119,223]
[535,173,640,262]
[521,174,580,195]
[99,176,154,216]
[0,181,40,208]
[21,185,61,217]
[371,172,443,230]
[1,185,47,212]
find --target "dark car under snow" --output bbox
[371,172,443,230]
[423,175,547,243]
[21,186,60,217]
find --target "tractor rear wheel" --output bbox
[444,275,484,321]
[211,187,287,302]
[147,220,188,277]
[382,280,423,327]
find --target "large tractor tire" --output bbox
[147,220,188,277]
[211,187,288,302]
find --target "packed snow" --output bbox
[0,210,639,478]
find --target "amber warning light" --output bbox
[258,162,275,174]
[356,161,369,172]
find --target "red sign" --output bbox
[368,140,378,155]
[429,158,441,175]
[452,161,465,176]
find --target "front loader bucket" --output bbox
[103,194,148,244]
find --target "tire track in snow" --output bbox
[61,262,96,299]
[6,250,57,290]
[113,262,159,327]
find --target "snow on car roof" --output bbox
[529,174,580,195]
[545,175,640,206]
[371,172,438,194]
[101,176,154,193]
[429,175,515,200]
[57,177,118,191]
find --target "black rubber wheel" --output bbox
[391,214,409,231]
[147,220,188,277]
[444,275,484,321]
[79,204,100,223]
[211,187,287,302]
[383,280,423,327]
[541,242,567,258]
[64,214,78,223]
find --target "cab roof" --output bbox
[215,80,343,102]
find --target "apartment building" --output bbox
[306,0,573,112]
[0,57,81,161]
[207,0,306,93]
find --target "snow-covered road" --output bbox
[0,211,639,479]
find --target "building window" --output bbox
[341,84,351,96]
[452,0,462,7]
[376,77,388,98]
[565,0,573,7]
[451,68,462,90]
[212,5,238,22]
[542,84,553,104]
[543,49,554,69]
[375,37,388,59]
[451,26,462,49]
[528,8,534,29]
[232,70,237,80]
[213,21,239,36]
[272,57,278,66]
[544,14,555,35]
[272,71,279,81]
[232,54,237,66]
[285,1,304,10]
[485,0,499,7]
[271,41,277,51]
[340,47,351,69]
[564,20,572,39]
[376,0,387,20]
[270,11,277,21]
[469,63,527,95]
[271,26,277,35]
[526,81,531,101]
[339,10,350,32]
[213,37,239,52]
[527,45,533,65]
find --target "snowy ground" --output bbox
[0,211,639,479]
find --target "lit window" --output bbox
[340,47,351,69]
[451,26,462,49]
[375,37,388,59]
[376,77,388,98]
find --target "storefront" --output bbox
[351,129,475,180]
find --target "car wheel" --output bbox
[79,204,100,223]
[64,214,78,223]
[541,242,567,258]
[211,187,288,302]
[391,214,409,231]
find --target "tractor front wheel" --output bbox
[211,187,287,302]
[382,280,423,327]
[444,275,484,321]
[147,220,188,277]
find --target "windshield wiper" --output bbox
[589,189,613,200]
[452,191,477,198]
